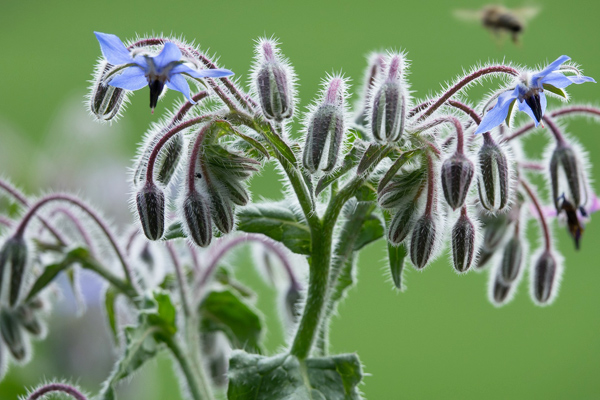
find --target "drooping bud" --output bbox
[370,54,406,142]
[387,202,418,245]
[490,272,513,306]
[441,152,475,210]
[0,310,26,361]
[499,237,523,284]
[452,210,476,273]
[182,191,212,247]
[90,62,126,121]
[302,77,347,173]
[378,168,427,210]
[0,236,28,306]
[136,182,165,241]
[16,305,43,337]
[156,132,184,186]
[531,250,561,305]
[474,249,494,270]
[549,142,586,212]
[477,134,510,211]
[410,214,437,269]
[254,39,294,122]
[480,212,511,252]
[209,189,235,234]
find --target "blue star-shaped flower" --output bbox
[95,32,234,111]
[475,56,595,134]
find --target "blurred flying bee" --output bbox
[454,4,540,44]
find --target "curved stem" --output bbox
[415,65,519,121]
[520,180,551,251]
[171,91,209,124]
[26,383,88,400]
[49,207,95,256]
[0,215,12,228]
[186,123,213,194]
[14,194,138,293]
[542,115,567,145]
[166,242,191,318]
[410,99,482,125]
[145,114,215,184]
[163,335,213,400]
[411,115,465,153]
[424,153,436,215]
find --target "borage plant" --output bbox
[0,32,598,399]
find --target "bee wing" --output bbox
[513,6,541,23]
[453,9,483,23]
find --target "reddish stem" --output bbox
[520,180,551,251]
[186,123,214,194]
[170,91,209,124]
[26,383,88,400]
[425,153,436,216]
[413,115,465,153]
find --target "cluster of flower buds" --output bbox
[0,298,46,369]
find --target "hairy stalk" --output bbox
[415,66,519,121]
[542,115,567,145]
[411,115,465,153]
[14,193,139,293]
[26,383,88,400]
[521,180,552,251]
[410,99,482,125]
[49,207,95,256]
[171,91,210,124]
[164,335,213,400]
[166,242,192,317]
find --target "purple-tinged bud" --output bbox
[183,191,212,247]
[16,305,43,337]
[410,214,437,269]
[221,180,250,207]
[549,143,585,212]
[136,183,165,241]
[491,273,513,306]
[254,40,294,122]
[388,202,418,245]
[474,249,494,270]
[370,55,406,142]
[532,250,561,305]
[90,62,126,121]
[156,133,184,186]
[480,212,511,252]
[208,189,235,234]
[354,53,387,126]
[477,134,510,212]
[302,77,347,174]
[452,211,476,273]
[0,236,28,306]
[0,310,26,361]
[441,152,474,210]
[499,238,523,284]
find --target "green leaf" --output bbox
[388,243,407,290]
[377,149,422,193]
[237,202,311,255]
[25,247,89,301]
[227,352,363,400]
[543,83,568,99]
[356,143,390,175]
[353,214,384,251]
[164,220,185,240]
[99,291,177,400]
[214,120,270,159]
[104,287,120,343]
[315,142,367,196]
[199,289,263,354]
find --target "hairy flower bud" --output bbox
[156,132,183,186]
[136,183,165,241]
[388,202,417,244]
[370,55,406,142]
[209,189,235,234]
[303,77,346,173]
[491,273,512,306]
[183,191,212,247]
[254,40,294,122]
[499,237,523,284]
[378,168,426,210]
[549,143,585,212]
[90,62,126,121]
[441,152,474,210]
[532,250,560,305]
[354,53,386,126]
[16,305,43,337]
[0,236,28,306]
[410,214,437,269]
[478,135,510,211]
[0,310,26,361]
[452,211,476,273]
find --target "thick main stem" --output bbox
[164,335,213,400]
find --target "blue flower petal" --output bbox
[541,72,595,89]
[154,42,182,70]
[132,55,149,71]
[540,91,547,118]
[475,89,518,134]
[532,55,571,85]
[108,66,148,91]
[171,64,234,79]
[517,98,539,126]
[94,32,132,65]
[166,74,194,103]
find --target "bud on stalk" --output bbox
[388,202,418,245]
[532,250,560,305]
[441,152,474,210]
[136,182,165,241]
[410,214,437,269]
[90,62,126,121]
[254,40,294,122]
[500,237,523,283]
[549,142,585,212]
[156,133,184,186]
[303,77,346,173]
[491,273,512,306]
[182,191,213,247]
[478,134,510,212]
[452,209,476,273]
[0,235,28,306]
[370,54,406,142]
[0,310,26,361]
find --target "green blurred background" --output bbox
[1,0,599,399]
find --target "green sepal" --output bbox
[377,149,422,193]
[356,143,390,175]
[543,84,568,99]
[505,99,516,127]
[104,286,120,344]
[315,141,367,196]
[384,211,408,290]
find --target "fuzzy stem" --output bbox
[145,114,215,185]
[0,179,66,245]
[415,66,519,121]
[424,153,436,216]
[171,91,210,124]
[186,123,213,194]
[411,115,465,153]
[520,180,552,251]
[542,115,567,145]
[166,242,192,318]
[163,335,213,400]
[49,207,95,256]
[0,216,12,228]
[410,99,482,125]
[26,383,88,400]
[14,194,138,293]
